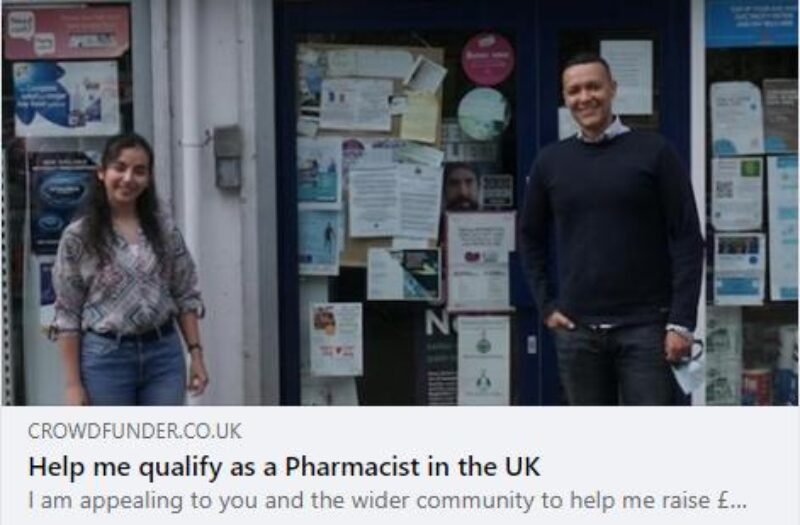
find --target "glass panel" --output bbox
[705,45,798,406]
[2,4,135,404]
[559,30,661,134]
[294,31,519,405]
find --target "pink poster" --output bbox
[462,33,515,87]
[4,6,129,60]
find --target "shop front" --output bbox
[2,0,796,406]
[273,0,696,405]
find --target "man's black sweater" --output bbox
[520,130,704,330]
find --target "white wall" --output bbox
[163,0,280,405]
[690,0,707,405]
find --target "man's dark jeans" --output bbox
[553,322,676,405]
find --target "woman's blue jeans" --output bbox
[553,322,676,406]
[80,330,186,406]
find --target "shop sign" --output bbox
[706,0,797,48]
[4,6,129,60]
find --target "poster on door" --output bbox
[29,151,95,255]
[4,6,130,60]
[13,61,120,137]
[457,315,510,405]
[309,303,363,377]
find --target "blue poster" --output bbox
[298,209,340,275]
[297,137,342,208]
[39,262,55,306]
[30,152,95,255]
[706,0,798,48]
[13,61,120,137]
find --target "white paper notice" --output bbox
[711,157,763,231]
[399,92,440,144]
[357,49,414,78]
[706,307,743,406]
[301,375,359,406]
[297,116,320,137]
[403,55,447,93]
[767,155,798,301]
[349,165,399,237]
[320,78,392,131]
[711,81,765,156]
[398,165,443,240]
[395,143,444,167]
[326,49,358,77]
[325,48,414,79]
[342,137,406,176]
[558,106,579,139]
[447,212,515,312]
[600,40,653,115]
[457,316,510,405]
[309,303,363,376]
[714,233,766,305]
[368,249,403,299]
[367,248,441,301]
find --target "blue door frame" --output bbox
[274,0,690,405]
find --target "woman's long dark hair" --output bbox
[82,133,168,268]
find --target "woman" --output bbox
[52,133,208,405]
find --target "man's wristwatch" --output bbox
[186,343,203,354]
[666,324,693,342]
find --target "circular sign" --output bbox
[457,88,510,141]
[462,33,515,86]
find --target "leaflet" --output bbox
[399,92,440,144]
[713,233,766,305]
[394,142,444,167]
[763,78,797,153]
[403,55,447,93]
[397,165,444,240]
[367,248,441,301]
[298,209,340,276]
[480,174,514,210]
[349,164,443,240]
[767,155,798,301]
[705,307,743,406]
[297,137,343,209]
[309,303,363,377]
[320,78,392,131]
[457,316,510,406]
[711,157,763,231]
[710,81,764,156]
[326,48,414,79]
[600,40,653,115]
[349,165,400,237]
[447,212,515,312]
[342,137,406,176]
[297,46,324,112]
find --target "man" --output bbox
[520,53,703,405]
[444,162,480,211]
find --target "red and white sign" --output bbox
[462,33,514,86]
[4,6,129,60]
